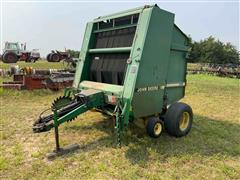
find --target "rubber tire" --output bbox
[2,52,18,63]
[165,102,193,137]
[46,53,52,62]
[50,53,60,62]
[146,117,163,138]
[34,58,39,61]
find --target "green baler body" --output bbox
[73,5,188,120]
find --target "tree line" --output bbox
[187,36,239,65]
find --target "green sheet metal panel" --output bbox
[131,6,175,118]
[166,25,189,104]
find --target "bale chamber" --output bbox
[33,4,193,151]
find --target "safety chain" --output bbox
[115,106,123,148]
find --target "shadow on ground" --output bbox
[63,114,240,164]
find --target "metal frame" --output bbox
[40,5,189,150]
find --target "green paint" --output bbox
[53,5,189,145]
[88,47,131,54]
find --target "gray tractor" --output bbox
[1,42,40,63]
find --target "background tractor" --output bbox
[46,50,78,69]
[46,50,70,62]
[1,42,40,63]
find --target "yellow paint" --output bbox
[179,112,190,131]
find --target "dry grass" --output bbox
[0,73,240,179]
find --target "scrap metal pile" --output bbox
[188,63,240,78]
[0,66,75,90]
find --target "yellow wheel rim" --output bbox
[179,112,190,131]
[154,122,162,135]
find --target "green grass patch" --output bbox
[0,74,239,179]
[0,60,64,70]
[0,156,9,171]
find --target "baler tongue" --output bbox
[33,89,104,133]
[32,98,83,133]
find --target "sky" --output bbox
[0,0,239,56]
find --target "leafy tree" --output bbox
[188,36,239,64]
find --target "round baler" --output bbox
[33,4,193,155]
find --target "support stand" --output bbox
[46,110,80,160]
[54,125,60,152]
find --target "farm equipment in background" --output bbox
[30,49,41,62]
[46,50,78,69]
[0,66,75,90]
[1,42,40,63]
[63,58,78,70]
[43,72,75,91]
[188,63,240,78]
[47,50,70,62]
[33,5,193,158]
